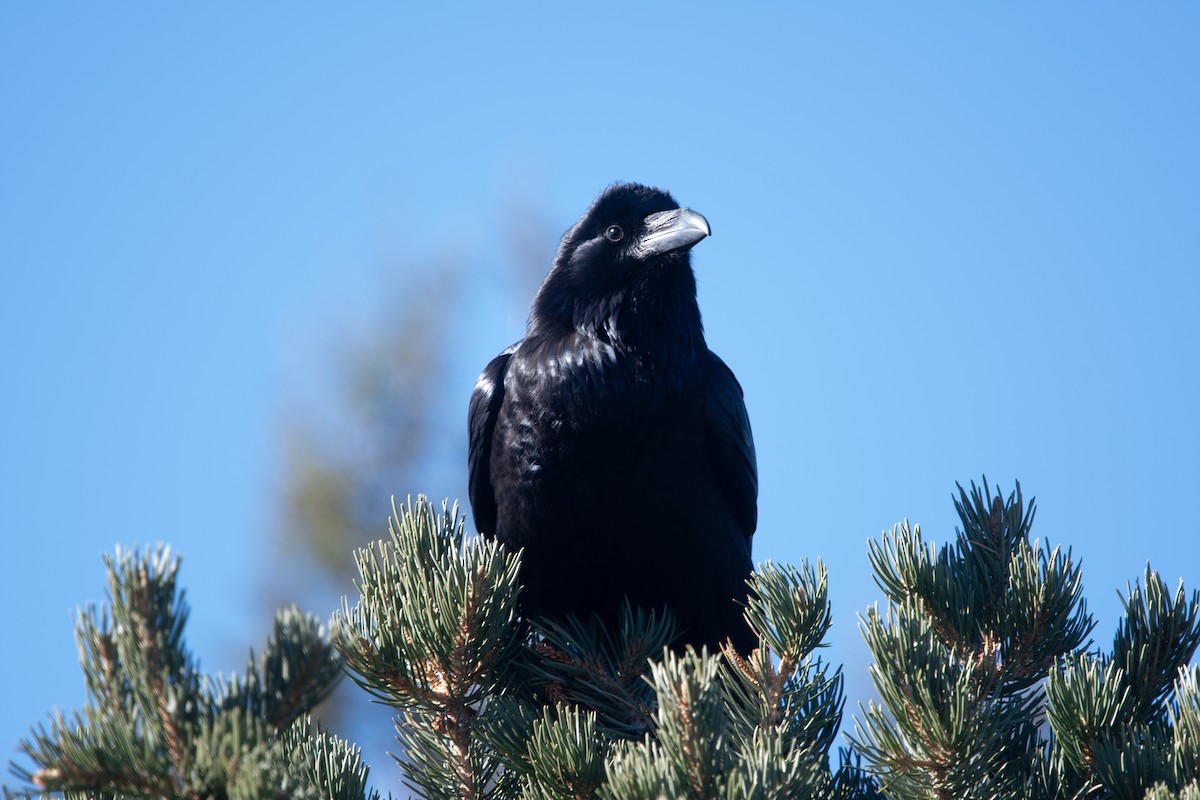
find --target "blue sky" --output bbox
[2,3,1198,784]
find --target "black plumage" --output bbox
[468,183,757,652]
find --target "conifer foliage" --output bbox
[9,547,374,800]
[10,482,1200,800]
[850,480,1200,800]
[332,497,865,799]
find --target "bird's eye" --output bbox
[604,225,624,242]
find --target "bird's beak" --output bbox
[633,208,711,259]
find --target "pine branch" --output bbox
[1113,570,1200,725]
[9,546,358,800]
[1144,782,1200,800]
[521,707,609,800]
[851,479,1093,799]
[335,496,523,799]
[1047,570,1200,798]
[723,561,843,770]
[601,649,728,800]
[1172,668,1200,786]
[854,478,1200,800]
[210,606,344,732]
[524,606,675,739]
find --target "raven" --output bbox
[468,183,757,653]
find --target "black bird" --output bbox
[468,183,757,652]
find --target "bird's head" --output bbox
[531,183,711,337]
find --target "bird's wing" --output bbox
[703,351,758,538]
[468,346,515,536]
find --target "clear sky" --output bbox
[2,3,1198,784]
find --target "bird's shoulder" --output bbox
[467,345,516,536]
[700,350,758,538]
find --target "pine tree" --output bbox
[850,480,1200,800]
[333,497,865,799]
[7,547,375,800]
[11,481,1199,800]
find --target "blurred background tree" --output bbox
[263,187,554,779]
